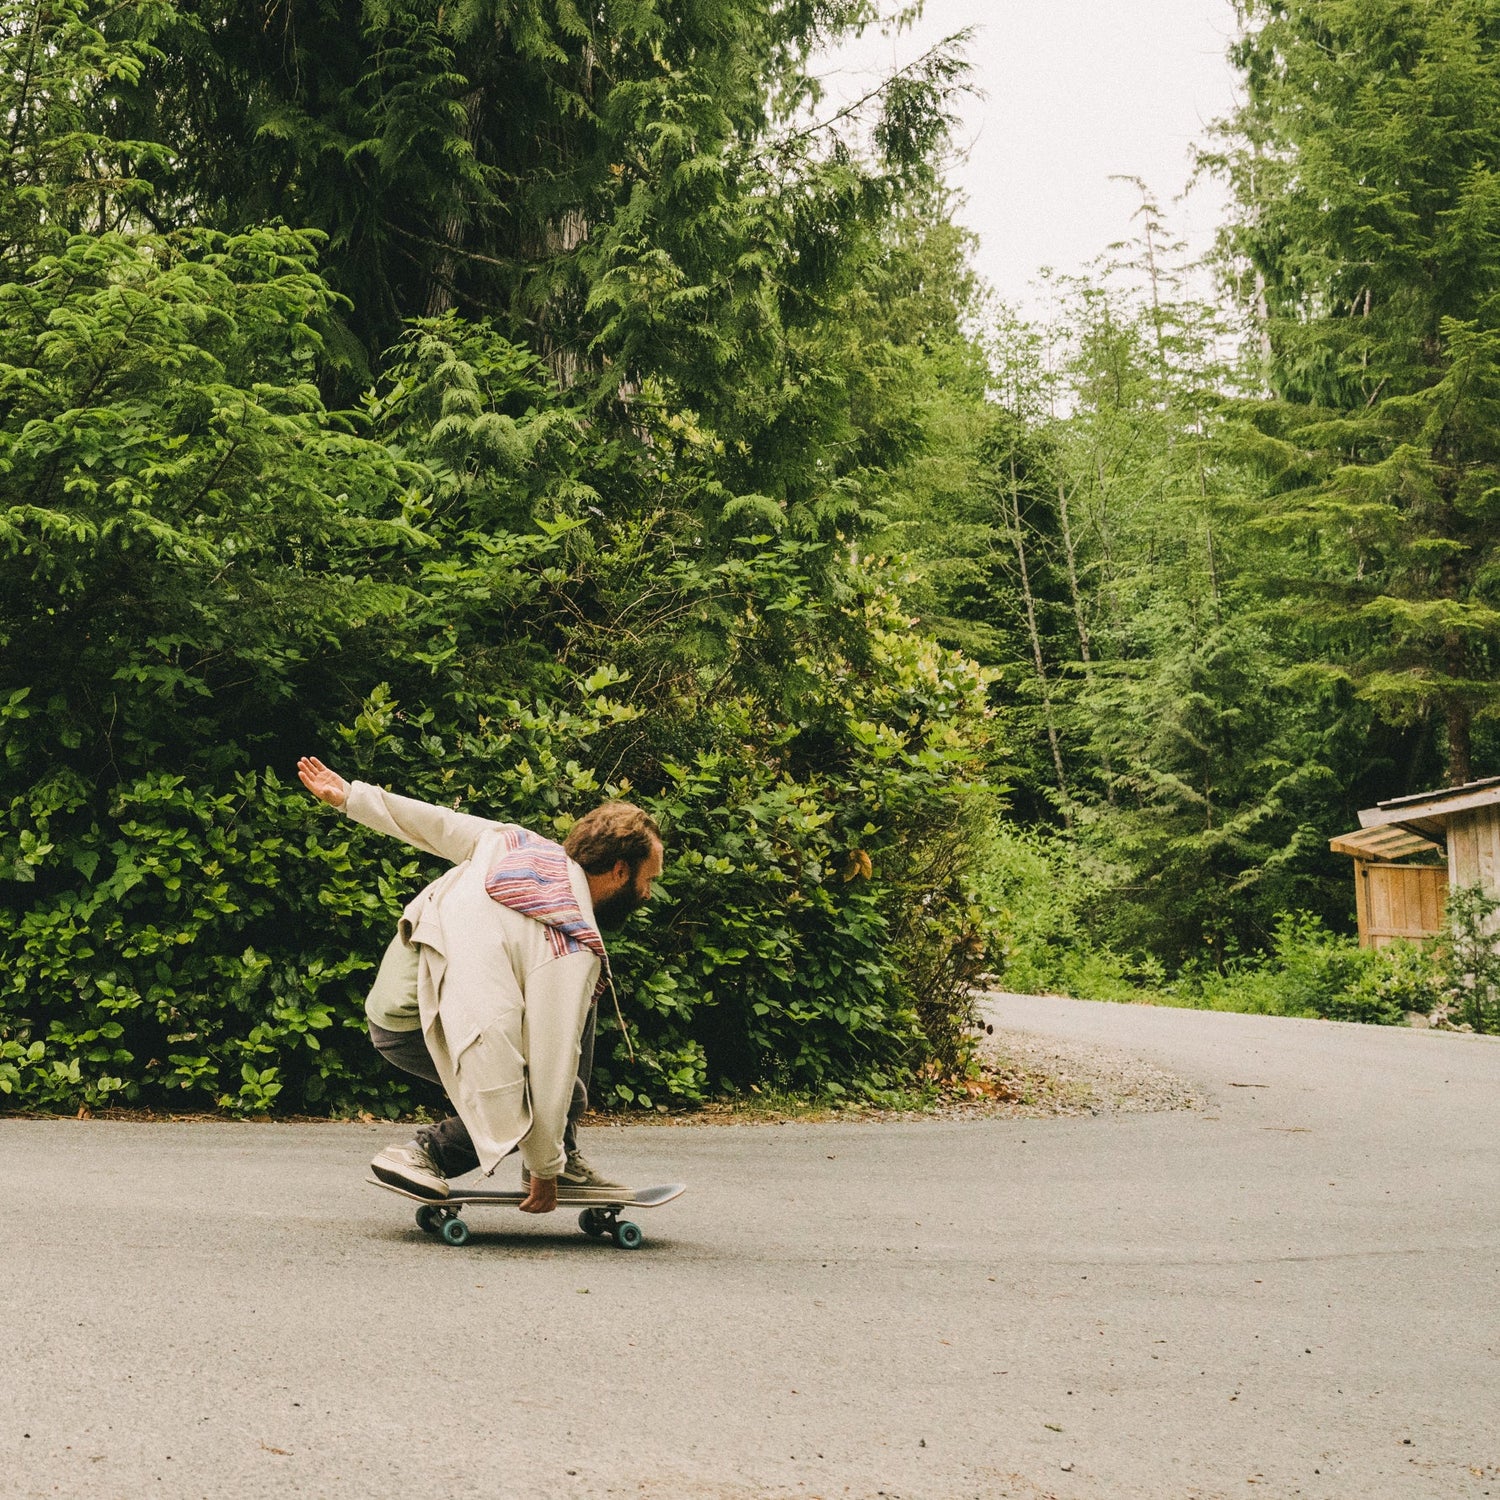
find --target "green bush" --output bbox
[0,761,451,1115]
[0,210,998,1117]
[972,822,1166,1000]
[977,815,1450,1027]
[1157,913,1442,1025]
[1433,885,1500,1033]
[608,631,996,1106]
[0,643,993,1114]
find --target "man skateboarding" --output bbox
[296,757,663,1215]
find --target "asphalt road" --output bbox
[2,994,1498,1500]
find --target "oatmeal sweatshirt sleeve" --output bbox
[343,781,496,865]
[518,950,600,1181]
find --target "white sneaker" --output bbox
[372,1140,448,1200]
[521,1153,628,1190]
[561,1152,627,1189]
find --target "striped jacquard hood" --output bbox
[484,825,610,1003]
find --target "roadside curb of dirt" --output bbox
[1,1019,1203,1129]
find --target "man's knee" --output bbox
[368,1020,442,1087]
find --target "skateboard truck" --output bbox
[412,1200,644,1249]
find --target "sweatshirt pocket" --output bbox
[454,1026,530,1147]
[455,1024,524,1088]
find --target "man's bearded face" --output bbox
[592,846,661,929]
[593,877,648,928]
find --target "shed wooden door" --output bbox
[1357,862,1446,948]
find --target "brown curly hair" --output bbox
[563,801,662,875]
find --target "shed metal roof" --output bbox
[1375,775,1500,810]
[1357,777,1500,836]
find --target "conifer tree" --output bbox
[0,0,171,269]
[1211,0,1500,784]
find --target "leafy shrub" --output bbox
[0,206,998,1116]
[980,825,1450,1029]
[1357,937,1444,1022]
[0,226,428,1115]
[1160,913,1440,1024]
[0,632,993,1113]
[1265,912,1397,1024]
[609,633,995,1107]
[1432,884,1500,1032]
[972,823,1166,1000]
[0,0,1010,1123]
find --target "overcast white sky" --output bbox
[816,0,1245,311]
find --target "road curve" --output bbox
[2,994,1498,1500]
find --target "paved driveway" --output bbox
[2,995,1497,1499]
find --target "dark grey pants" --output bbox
[368,1008,596,1179]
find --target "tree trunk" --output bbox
[1057,471,1113,803]
[422,87,484,318]
[1008,453,1070,820]
[540,207,589,389]
[1446,698,1473,786]
[1056,474,1093,669]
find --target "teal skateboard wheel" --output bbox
[441,1217,471,1246]
[614,1220,643,1250]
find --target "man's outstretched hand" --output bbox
[297,756,350,809]
[519,1175,558,1214]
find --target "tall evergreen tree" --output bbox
[103,3,967,432]
[1210,0,1500,784]
[0,0,171,269]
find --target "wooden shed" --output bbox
[1333,776,1500,947]
[1329,822,1447,948]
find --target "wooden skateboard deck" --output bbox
[369,1178,686,1249]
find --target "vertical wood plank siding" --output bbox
[1358,863,1447,948]
[1447,805,1500,893]
[1445,806,1500,939]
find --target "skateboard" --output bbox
[369,1178,686,1249]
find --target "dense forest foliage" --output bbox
[3,0,1498,1116]
[967,0,1500,1027]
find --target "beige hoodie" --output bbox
[344,782,598,1179]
